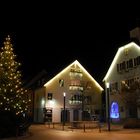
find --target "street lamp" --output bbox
[106,82,110,131]
[63,92,66,128]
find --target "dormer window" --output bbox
[124,48,129,55]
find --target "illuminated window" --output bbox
[110,102,119,119]
[124,48,128,55]
[69,68,83,79]
[70,80,80,86]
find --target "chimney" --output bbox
[130,27,140,45]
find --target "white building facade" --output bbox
[34,60,103,123]
[103,42,140,121]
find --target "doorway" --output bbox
[61,109,70,123]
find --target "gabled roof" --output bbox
[25,70,47,89]
[44,60,103,91]
[103,42,140,82]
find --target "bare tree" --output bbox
[120,81,140,118]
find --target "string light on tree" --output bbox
[0,35,30,115]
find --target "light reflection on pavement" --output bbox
[7,124,140,140]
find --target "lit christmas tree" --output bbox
[0,35,30,115]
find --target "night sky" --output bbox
[0,4,140,86]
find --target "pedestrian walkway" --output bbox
[2,124,140,140]
[44,122,140,134]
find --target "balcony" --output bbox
[69,68,83,78]
[70,68,82,73]
[69,85,83,91]
[69,94,82,105]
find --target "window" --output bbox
[110,82,118,92]
[48,93,53,100]
[70,80,80,86]
[129,59,133,68]
[126,61,129,69]
[122,61,126,70]
[69,71,83,79]
[59,79,64,87]
[117,64,120,72]
[69,94,82,104]
[117,56,140,73]
[136,56,140,65]
[134,58,137,67]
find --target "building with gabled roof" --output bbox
[103,42,140,121]
[34,60,103,123]
[23,70,48,122]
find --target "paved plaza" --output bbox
[3,124,140,140]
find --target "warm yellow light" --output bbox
[103,42,140,81]
[44,60,104,91]
[106,82,110,88]
[41,99,45,106]
[48,100,55,107]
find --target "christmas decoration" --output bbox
[0,35,30,115]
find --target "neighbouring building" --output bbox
[24,70,48,121]
[34,60,103,123]
[103,42,140,122]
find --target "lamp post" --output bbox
[42,98,46,123]
[63,92,66,128]
[106,82,110,131]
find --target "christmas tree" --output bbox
[0,35,29,115]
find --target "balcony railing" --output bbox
[69,85,83,91]
[69,100,82,105]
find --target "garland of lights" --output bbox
[0,35,30,115]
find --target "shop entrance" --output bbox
[44,108,52,122]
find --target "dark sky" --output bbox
[0,3,140,85]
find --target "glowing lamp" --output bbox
[106,82,110,88]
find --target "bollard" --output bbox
[48,122,50,128]
[62,123,64,131]
[53,123,54,128]
[98,122,101,133]
[83,123,85,132]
